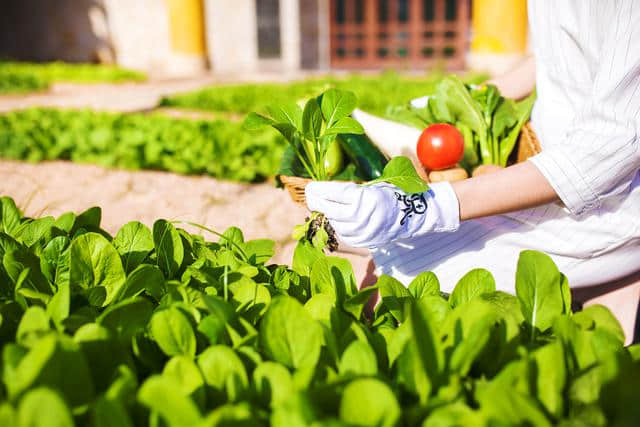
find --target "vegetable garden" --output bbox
[1,65,639,426]
[0,195,638,427]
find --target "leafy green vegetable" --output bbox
[0,108,285,183]
[366,156,429,194]
[0,195,636,426]
[0,61,145,94]
[387,75,535,169]
[245,88,363,181]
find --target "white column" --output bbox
[279,0,301,72]
[203,0,258,74]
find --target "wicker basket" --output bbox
[281,122,541,206]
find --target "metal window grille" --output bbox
[330,0,469,69]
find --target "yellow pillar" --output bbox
[164,0,207,75]
[469,0,528,74]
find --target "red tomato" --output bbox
[416,123,465,170]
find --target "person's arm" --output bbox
[486,55,536,100]
[452,161,558,221]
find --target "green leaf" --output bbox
[0,403,17,427]
[0,197,22,236]
[476,382,552,427]
[113,221,154,273]
[377,274,412,323]
[422,402,479,427]
[259,296,324,369]
[8,334,95,407]
[449,314,493,376]
[515,250,565,334]
[91,397,134,427]
[138,376,202,427]
[531,341,566,418]
[339,378,400,427]
[16,216,55,246]
[267,102,303,130]
[574,304,625,345]
[197,345,248,402]
[153,220,184,279]
[366,156,429,194]
[229,277,271,320]
[163,355,205,403]
[324,117,364,136]
[69,233,126,307]
[253,361,294,408]
[338,340,378,377]
[321,89,357,127]
[408,271,440,300]
[46,282,70,330]
[54,213,75,234]
[17,388,74,427]
[116,264,164,302]
[242,239,275,264]
[16,306,51,348]
[449,268,496,308]
[3,247,52,295]
[342,285,378,321]
[150,306,196,358]
[302,98,323,140]
[40,236,70,285]
[73,323,132,392]
[409,299,441,387]
[242,112,274,130]
[97,297,153,342]
[292,240,323,277]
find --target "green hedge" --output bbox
[0,61,146,94]
[161,71,487,116]
[0,196,638,426]
[0,109,284,182]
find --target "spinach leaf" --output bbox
[366,156,429,194]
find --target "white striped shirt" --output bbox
[371,0,640,291]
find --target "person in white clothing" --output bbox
[305,0,640,344]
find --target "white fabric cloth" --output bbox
[370,0,640,293]
[305,181,460,248]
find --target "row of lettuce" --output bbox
[0,109,284,182]
[0,196,638,426]
[0,61,145,94]
[0,66,487,182]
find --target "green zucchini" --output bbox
[337,133,388,180]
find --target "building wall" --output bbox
[0,0,112,63]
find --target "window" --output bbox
[256,0,281,58]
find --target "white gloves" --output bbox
[305,181,460,248]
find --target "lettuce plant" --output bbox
[0,195,638,426]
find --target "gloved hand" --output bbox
[305,181,460,248]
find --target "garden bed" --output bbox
[0,108,284,183]
[0,196,637,426]
[160,71,487,116]
[0,61,146,94]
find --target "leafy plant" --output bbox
[0,195,638,426]
[244,88,364,180]
[0,108,285,182]
[387,75,536,168]
[162,71,487,116]
[0,61,145,94]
